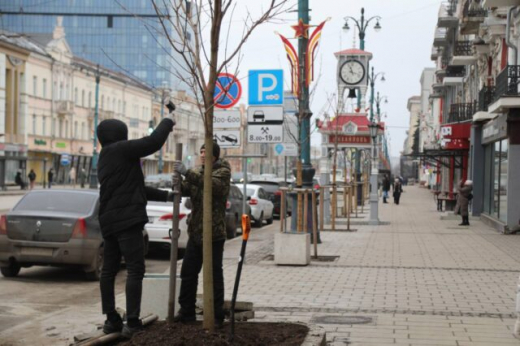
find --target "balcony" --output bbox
[488,65,520,113]
[88,109,115,121]
[446,102,476,123]
[437,1,459,28]
[443,65,466,85]
[451,41,477,65]
[433,27,448,47]
[483,0,520,7]
[473,86,496,121]
[461,0,487,35]
[431,46,440,61]
[56,100,74,115]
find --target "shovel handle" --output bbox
[241,214,251,241]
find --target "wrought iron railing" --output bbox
[493,65,520,102]
[478,86,495,111]
[454,41,473,56]
[463,0,487,18]
[447,102,476,123]
[446,65,466,77]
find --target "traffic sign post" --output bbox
[248,70,284,105]
[214,73,242,109]
[214,129,241,148]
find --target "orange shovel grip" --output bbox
[241,214,251,241]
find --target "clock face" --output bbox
[340,60,365,85]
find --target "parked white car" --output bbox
[234,184,274,227]
[145,198,190,253]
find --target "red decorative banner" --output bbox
[329,135,371,144]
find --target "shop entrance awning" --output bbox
[404,149,467,169]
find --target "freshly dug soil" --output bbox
[112,321,309,346]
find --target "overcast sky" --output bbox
[226,0,443,158]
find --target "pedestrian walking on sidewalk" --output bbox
[15,170,26,190]
[393,178,403,205]
[97,112,176,338]
[172,142,231,328]
[455,180,473,226]
[382,174,391,203]
[28,169,36,190]
[80,168,87,188]
[47,168,54,189]
[69,167,76,188]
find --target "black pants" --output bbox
[100,227,145,322]
[394,193,401,205]
[178,238,225,320]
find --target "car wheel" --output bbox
[0,261,21,278]
[266,213,274,225]
[226,216,237,239]
[85,246,104,281]
[255,212,263,228]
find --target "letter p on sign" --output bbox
[248,69,283,105]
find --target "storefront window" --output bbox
[483,145,492,214]
[499,140,508,223]
[493,141,500,219]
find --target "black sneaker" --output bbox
[121,323,143,339]
[103,318,123,334]
[173,312,196,323]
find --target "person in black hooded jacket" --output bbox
[96,112,175,338]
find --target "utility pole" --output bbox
[89,64,101,189]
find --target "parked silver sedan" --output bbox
[0,190,148,281]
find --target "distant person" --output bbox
[97,109,176,338]
[80,168,87,188]
[15,170,26,190]
[28,169,36,190]
[47,168,54,189]
[382,174,391,204]
[69,167,77,188]
[393,178,403,205]
[455,180,473,226]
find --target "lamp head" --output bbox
[374,20,382,32]
[343,20,350,32]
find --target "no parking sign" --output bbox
[214,73,242,109]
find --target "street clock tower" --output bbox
[335,48,373,112]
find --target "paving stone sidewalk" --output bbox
[2,185,520,345]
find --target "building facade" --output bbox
[0,0,190,90]
[406,0,520,233]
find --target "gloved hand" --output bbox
[165,112,176,126]
[173,160,187,176]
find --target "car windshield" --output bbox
[249,182,280,195]
[14,192,97,214]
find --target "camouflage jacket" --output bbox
[181,159,231,244]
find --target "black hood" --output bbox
[97,119,128,146]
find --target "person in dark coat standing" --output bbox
[79,168,87,188]
[455,179,473,226]
[96,112,175,338]
[393,178,403,205]
[47,168,54,189]
[15,170,26,190]
[382,174,391,203]
[28,169,36,190]
[172,142,231,327]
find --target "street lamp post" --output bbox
[89,65,101,189]
[368,67,385,123]
[343,8,382,51]
[368,122,379,225]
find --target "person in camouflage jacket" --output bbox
[172,141,231,326]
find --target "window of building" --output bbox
[483,139,509,223]
[81,122,85,140]
[66,83,70,100]
[42,117,46,136]
[107,97,111,111]
[101,95,104,110]
[123,101,127,114]
[60,82,64,100]
[59,119,63,138]
[118,100,121,114]
[52,118,56,136]
[82,90,85,107]
[89,91,92,108]
[65,120,69,138]
[32,114,36,134]
[74,87,78,105]
[74,121,78,138]
[113,98,116,112]
[43,79,47,98]
[33,76,38,96]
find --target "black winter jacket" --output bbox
[97,118,174,238]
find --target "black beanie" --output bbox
[201,141,220,160]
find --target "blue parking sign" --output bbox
[248,70,284,105]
